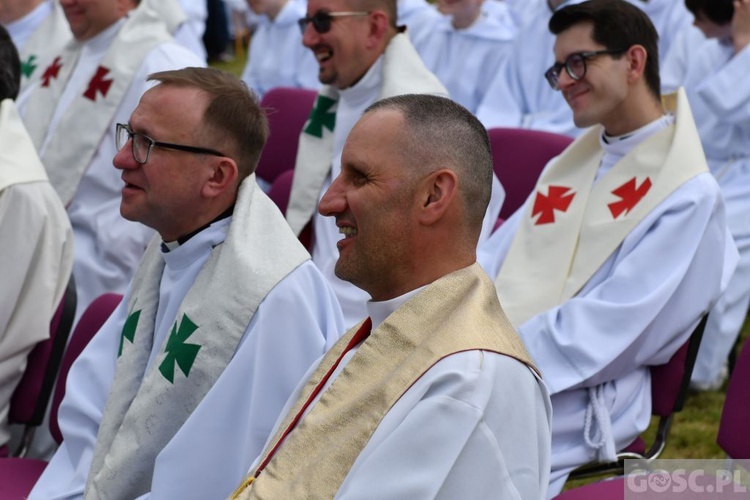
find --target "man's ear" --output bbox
[202,157,239,198]
[418,169,458,225]
[366,10,390,49]
[626,44,648,83]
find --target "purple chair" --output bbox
[8,277,76,458]
[553,315,710,500]
[267,169,314,252]
[267,168,295,216]
[49,293,123,443]
[0,293,122,499]
[488,127,573,221]
[568,314,708,480]
[717,331,750,459]
[255,87,317,187]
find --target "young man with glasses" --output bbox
[476,0,692,137]
[661,0,750,393]
[477,0,736,494]
[285,0,506,329]
[30,67,345,500]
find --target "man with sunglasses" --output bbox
[478,0,735,494]
[19,0,204,330]
[284,0,506,328]
[30,67,345,499]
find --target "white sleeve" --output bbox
[336,351,552,500]
[517,175,732,394]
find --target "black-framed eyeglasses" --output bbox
[298,11,369,34]
[115,123,225,165]
[544,49,628,90]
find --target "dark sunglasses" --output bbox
[298,10,369,34]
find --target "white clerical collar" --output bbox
[596,114,674,182]
[5,1,52,50]
[339,55,383,107]
[161,216,231,270]
[367,284,426,330]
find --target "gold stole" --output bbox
[496,89,709,327]
[233,263,536,499]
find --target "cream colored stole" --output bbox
[85,177,310,499]
[17,1,72,95]
[0,99,48,191]
[22,4,171,206]
[496,89,708,326]
[233,263,536,499]
[284,32,447,235]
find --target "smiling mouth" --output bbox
[315,49,332,63]
[339,226,357,238]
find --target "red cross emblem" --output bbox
[608,177,652,219]
[532,185,576,225]
[41,57,63,87]
[83,66,114,101]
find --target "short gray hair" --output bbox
[364,94,493,238]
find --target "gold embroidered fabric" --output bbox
[233,263,534,499]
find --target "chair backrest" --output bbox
[569,314,708,479]
[49,293,123,444]
[650,314,708,417]
[267,168,295,215]
[9,278,77,427]
[9,277,76,456]
[488,127,573,220]
[255,87,317,185]
[267,169,314,251]
[718,334,750,459]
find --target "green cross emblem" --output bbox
[118,310,141,357]
[303,95,336,138]
[20,55,37,78]
[159,314,201,383]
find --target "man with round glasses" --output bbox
[285,0,506,329]
[30,67,345,499]
[476,0,692,137]
[477,0,735,494]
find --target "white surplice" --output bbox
[30,219,345,500]
[478,118,736,496]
